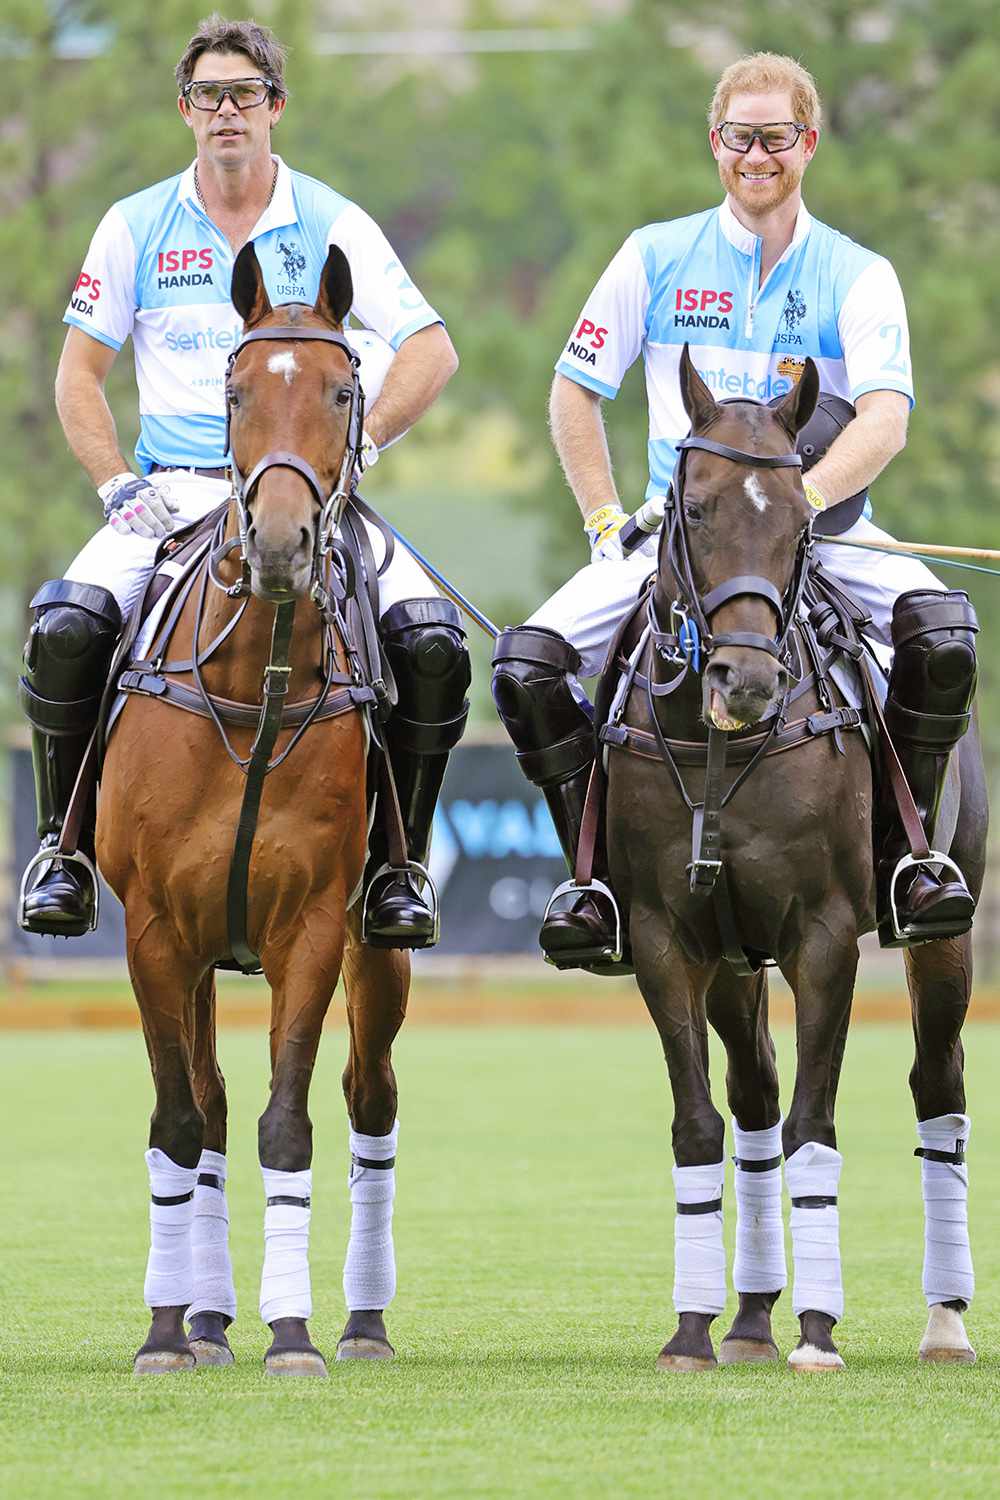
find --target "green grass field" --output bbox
[2,1020,999,1499]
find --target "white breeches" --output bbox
[63,470,435,621]
[527,516,945,677]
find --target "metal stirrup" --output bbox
[17,848,101,933]
[887,850,969,941]
[361,859,440,946]
[541,876,623,966]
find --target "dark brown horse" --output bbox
[604,347,985,1371]
[99,245,408,1375]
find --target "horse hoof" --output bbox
[788,1344,845,1373]
[336,1336,395,1361]
[189,1337,235,1367]
[919,1306,975,1364]
[656,1352,717,1373]
[719,1337,779,1364]
[133,1349,196,1375]
[919,1345,976,1365]
[264,1350,328,1379]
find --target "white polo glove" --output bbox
[98,472,180,540]
[584,502,657,563]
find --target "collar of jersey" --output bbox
[717,196,813,257]
[177,152,295,235]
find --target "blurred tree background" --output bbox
[2,0,999,749]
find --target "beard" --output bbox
[718,154,803,214]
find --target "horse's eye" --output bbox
[227,389,240,409]
[683,502,704,526]
[335,388,352,407]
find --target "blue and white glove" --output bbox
[584,502,657,563]
[98,472,180,540]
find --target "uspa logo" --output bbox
[276,238,307,298]
[778,288,807,345]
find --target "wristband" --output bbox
[803,480,827,512]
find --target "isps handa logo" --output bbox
[276,238,307,298]
[157,248,214,290]
[777,288,806,346]
[70,271,101,317]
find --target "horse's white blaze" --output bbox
[267,350,298,384]
[744,474,768,513]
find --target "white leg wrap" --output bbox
[187,1149,236,1322]
[343,1121,398,1312]
[785,1142,843,1321]
[918,1113,973,1308]
[732,1118,787,1294]
[259,1167,312,1324]
[143,1148,197,1309]
[672,1161,726,1316]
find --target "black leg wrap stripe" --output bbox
[151,1191,194,1205]
[733,1154,782,1172]
[266,1195,311,1208]
[676,1197,723,1215]
[791,1195,838,1208]
[915,1144,966,1164]
[351,1154,396,1170]
[197,1173,224,1191]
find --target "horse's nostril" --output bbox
[707,663,736,691]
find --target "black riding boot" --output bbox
[364,599,470,949]
[492,626,626,972]
[18,581,121,936]
[876,589,978,948]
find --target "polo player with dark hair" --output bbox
[492,50,978,972]
[20,13,469,952]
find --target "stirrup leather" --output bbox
[361,859,440,947]
[884,850,971,944]
[540,876,623,970]
[17,846,101,933]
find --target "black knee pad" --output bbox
[380,598,471,754]
[888,590,978,749]
[491,626,593,784]
[19,580,121,735]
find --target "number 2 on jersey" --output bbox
[879,323,908,375]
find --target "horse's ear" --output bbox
[314,244,353,327]
[771,357,820,439]
[231,244,273,327]
[679,343,717,431]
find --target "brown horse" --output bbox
[604,347,985,1372]
[98,244,408,1375]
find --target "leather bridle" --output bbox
[651,422,813,672]
[220,314,365,604]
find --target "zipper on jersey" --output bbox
[744,236,761,338]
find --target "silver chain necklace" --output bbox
[194,157,278,216]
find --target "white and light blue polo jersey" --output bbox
[64,155,443,473]
[555,199,914,499]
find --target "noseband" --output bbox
[220,315,365,601]
[651,426,812,672]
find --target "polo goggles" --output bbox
[182,77,274,111]
[718,121,806,154]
